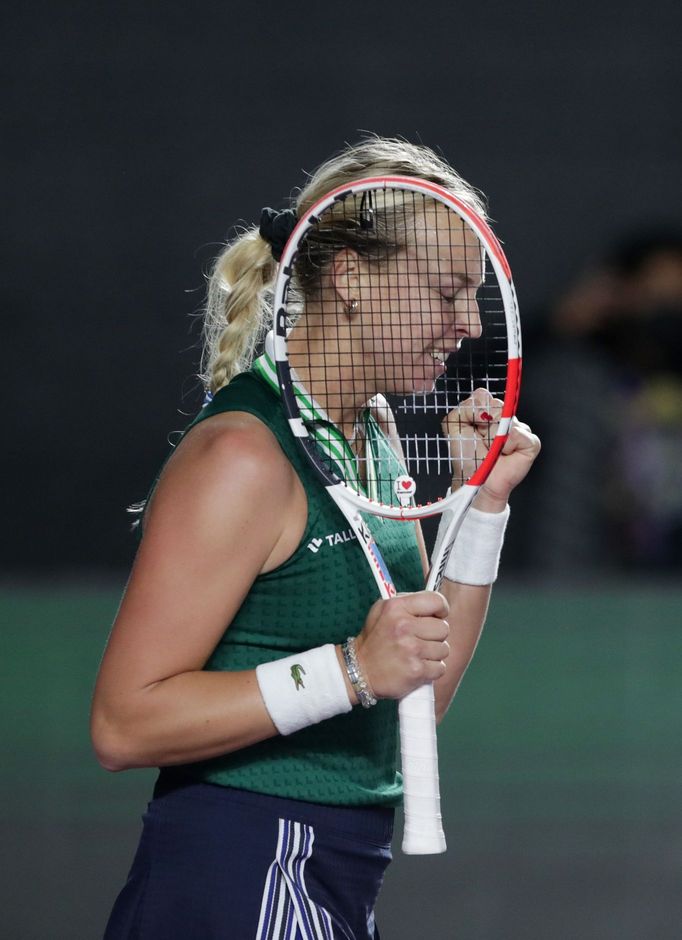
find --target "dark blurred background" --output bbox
[3,1,681,937]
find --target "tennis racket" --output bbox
[270,176,521,854]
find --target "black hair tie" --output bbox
[259,207,298,262]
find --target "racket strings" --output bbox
[285,187,509,508]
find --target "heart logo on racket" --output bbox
[394,474,416,507]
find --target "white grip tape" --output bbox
[438,504,510,586]
[399,683,446,854]
[256,644,352,736]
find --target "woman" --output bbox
[91,136,540,939]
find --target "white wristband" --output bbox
[256,644,352,736]
[434,504,510,585]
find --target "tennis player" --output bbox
[91,136,540,939]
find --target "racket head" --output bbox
[271,176,522,518]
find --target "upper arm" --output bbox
[94,413,300,705]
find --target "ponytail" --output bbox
[201,228,276,394]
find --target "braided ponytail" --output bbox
[202,229,276,394]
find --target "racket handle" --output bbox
[398,682,446,854]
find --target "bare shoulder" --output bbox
[173,409,292,476]
[147,410,297,521]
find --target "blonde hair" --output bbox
[201,135,487,394]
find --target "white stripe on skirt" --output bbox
[256,818,334,940]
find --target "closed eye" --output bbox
[436,290,461,304]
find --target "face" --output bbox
[353,203,485,394]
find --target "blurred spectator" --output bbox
[510,228,682,577]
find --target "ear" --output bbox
[331,249,361,307]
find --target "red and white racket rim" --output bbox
[272,175,522,518]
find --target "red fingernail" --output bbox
[480,411,493,422]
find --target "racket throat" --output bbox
[327,488,397,599]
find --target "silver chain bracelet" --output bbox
[341,637,377,709]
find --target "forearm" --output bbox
[92,668,276,771]
[431,486,507,722]
[433,578,492,723]
[92,646,356,772]
[427,412,540,722]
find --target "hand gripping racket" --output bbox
[270,176,521,854]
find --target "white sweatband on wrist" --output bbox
[256,644,352,736]
[435,504,510,585]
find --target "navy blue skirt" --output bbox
[103,779,394,939]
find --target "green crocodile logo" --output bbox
[290,663,306,690]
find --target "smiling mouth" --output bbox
[426,336,465,364]
[426,349,445,364]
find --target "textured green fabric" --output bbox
[159,372,424,806]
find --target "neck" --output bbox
[286,318,376,439]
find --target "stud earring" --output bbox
[348,299,359,314]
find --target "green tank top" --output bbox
[157,372,423,807]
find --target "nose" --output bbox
[455,289,483,340]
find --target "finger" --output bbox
[395,590,450,619]
[470,387,496,408]
[446,430,479,467]
[413,617,450,642]
[511,416,532,432]
[423,659,448,682]
[501,422,541,457]
[471,388,503,426]
[417,637,450,661]
[403,641,448,685]
[442,391,503,433]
